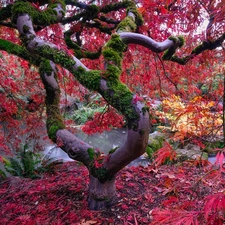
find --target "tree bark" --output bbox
[11,0,183,210]
[88,175,117,210]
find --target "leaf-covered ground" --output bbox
[0,161,224,225]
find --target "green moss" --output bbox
[101,34,126,79]
[106,34,127,53]
[12,0,65,25]
[146,136,164,159]
[73,67,101,91]
[39,59,53,76]
[101,0,131,14]
[22,25,30,33]
[102,48,122,67]
[37,45,75,69]
[162,36,185,61]
[99,32,139,127]
[47,121,65,141]
[83,50,101,60]
[168,36,184,47]
[102,64,121,79]
[102,80,139,124]
[142,106,149,114]
[39,59,65,142]
[89,4,99,14]
[177,36,185,48]
[91,166,109,182]
[0,39,41,66]
[191,41,208,54]
[117,16,137,32]
[170,55,188,65]
[87,148,95,160]
[64,31,101,59]
[127,5,144,26]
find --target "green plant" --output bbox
[70,106,105,125]
[146,136,165,159]
[0,144,59,179]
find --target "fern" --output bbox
[4,157,23,177]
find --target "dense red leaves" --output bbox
[151,209,200,225]
[0,52,46,154]
[204,192,225,224]
[153,141,177,166]
[82,108,124,134]
[0,0,225,223]
[0,162,225,224]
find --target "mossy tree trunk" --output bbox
[10,0,183,210]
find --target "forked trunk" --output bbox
[88,175,117,210]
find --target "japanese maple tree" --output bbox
[0,0,224,210]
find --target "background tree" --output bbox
[0,0,224,210]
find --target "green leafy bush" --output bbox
[0,144,59,179]
[146,136,165,159]
[70,106,105,125]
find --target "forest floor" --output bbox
[0,161,224,225]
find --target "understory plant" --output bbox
[0,144,59,179]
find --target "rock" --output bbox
[7,176,23,187]
[149,131,164,141]
[176,145,208,160]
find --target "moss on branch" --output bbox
[72,67,101,91]
[39,59,65,142]
[101,0,133,14]
[102,34,126,75]
[126,3,143,26]
[162,36,184,61]
[100,33,139,127]
[12,0,65,25]
[64,31,101,59]
[0,39,41,66]
[117,16,137,32]
[36,45,75,69]
[162,33,225,65]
